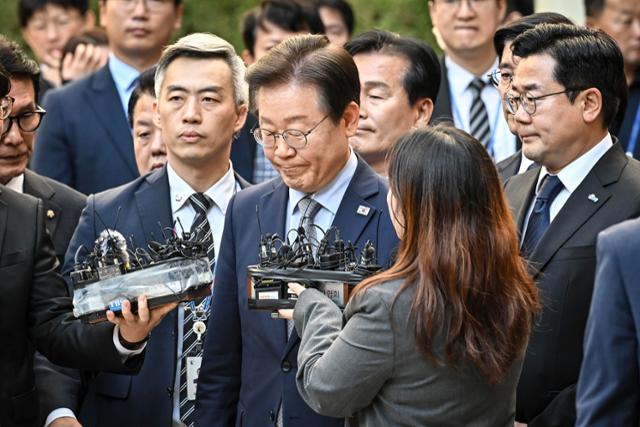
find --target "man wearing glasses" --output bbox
[428,0,517,161]
[491,12,573,181]
[195,35,398,427]
[503,24,640,427]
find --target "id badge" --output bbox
[186,356,202,401]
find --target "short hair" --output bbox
[506,0,534,16]
[0,36,41,100]
[246,34,359,123]
[154,33,248,108]
[494,12,573,61]
[511,23,626,130]
[19,0,89,28]
[128,66,157,127]
[241,0,325,56]
[316,0,355,35]
[344,29,440,106]
[0,64,10,97]
[584,0,605,18]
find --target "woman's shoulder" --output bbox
[349,278,409,314]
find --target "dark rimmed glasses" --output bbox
[2,106,47,135]
[253,115,329,149]
[504,89,583,116]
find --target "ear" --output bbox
[428,1,439,30]
[173,3,184,30]
[98,1,108,29]
[580,88,603,126]
[412,98,434,127]
[241,49,254,66]
[497,0,507,23]
[233,104,249,134]
[342,101,360,137]
[152,99,162,129]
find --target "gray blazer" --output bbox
[294,279,523,427]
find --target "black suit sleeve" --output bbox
[528,384,576,427]
[28,199,142,373]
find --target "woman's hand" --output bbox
[107,295,178,345]
[277,282,306,320]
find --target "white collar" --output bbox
[167,162,237,215]
[5,173,24,193]
[445,56,497,98]
[537,133,614,193]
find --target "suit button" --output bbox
[269,410,275,421]
[282,361,291,372]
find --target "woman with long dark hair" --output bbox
[283,125,539,426]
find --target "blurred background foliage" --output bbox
[0,0,438,59]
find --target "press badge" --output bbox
[186,356,202,400]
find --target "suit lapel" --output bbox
[0,187,6,259]
[85,65,138,176]
[331,158,380,245]
[23,170,61,240]
[134,167,173,245]
[432,57,454,123]
[505,167,539,234]
[529,145,628,273]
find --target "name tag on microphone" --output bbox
[186,356,202,401]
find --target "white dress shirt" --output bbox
[445,57,516,162]
[522,133,614,239]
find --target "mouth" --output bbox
[0,152,27,162]
[150,161,165,170]
[356,126,375,135]
[178,131,203,143]
[127,28,150,37]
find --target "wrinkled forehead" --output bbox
[511,53,558,92]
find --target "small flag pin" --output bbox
[46,209,55,219]
[357,205,370,216]
[588,194,599,203]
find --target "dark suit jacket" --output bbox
[194,157,399,427]
[23,169,86,266]
[431,57,454,126]
[32,63,139,195]
[504,143,640,426]
[0,186,141,427]
[497,150,522,183]
[231,113,258,183]
[51,166,249,427]
[576,218,640,426]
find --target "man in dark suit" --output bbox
[32,0,183,194]
[491,13,574,181]
[45,33,251,427]
[0,64,174,427]
[503,24,640,426]
[428,0,517,161]
[576,218,640,426]
[194,34,399,427]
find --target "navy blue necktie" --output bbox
[521,174,564,257]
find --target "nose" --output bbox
[182,98,202,123]
[2,119,24,146]
[359,95,368,119]
[45,22,60,41]
[272,135,295,159]
[150,129,166,155]
[131,0,151,17]
[456,0,476,18]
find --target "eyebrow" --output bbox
[512,82,539,92]
[363,81,391,90]
[134,119,153,127]
[166,84,225,94]
[499,61,514,69]
[259,114,309,126]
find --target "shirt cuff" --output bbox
[113,325,146,359]
[45,408,76,427]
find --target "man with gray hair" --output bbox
[43,32,251,427]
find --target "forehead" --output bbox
[512,53,558,91]
[8,77,36,105]
[29,3,81,19]
[133,94,155,117]
[162,56,233,89]
[257,82,323,122]
[255,21,300,45]
[353,53,409,86]
[604,0,640,13]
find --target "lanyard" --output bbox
[448,82,502,155]
[625,104,640,157]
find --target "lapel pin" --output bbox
[46,209,55,219]
[175,194,183,202]
[588,194,599,203]
[356,205,370,216]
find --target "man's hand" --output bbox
[49,416,82,427]
[107,295,178,345]
[277,282,306,320]
[40,51,62,87]
[61,44,108,83]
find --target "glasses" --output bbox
[114,0,174,11]
[26,12,83,33]
[504,89,583,115]
[0,96,13,120]
[2,106,47,135]
[432,0,495,11]
[488,69,512,89]
[253,115,329,149]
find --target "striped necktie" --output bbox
[469,78,492,153]
[179,193,215,426]
[521,175,564,257]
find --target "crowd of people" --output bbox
[0,0,639,426]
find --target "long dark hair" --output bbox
[354,125,539,384]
